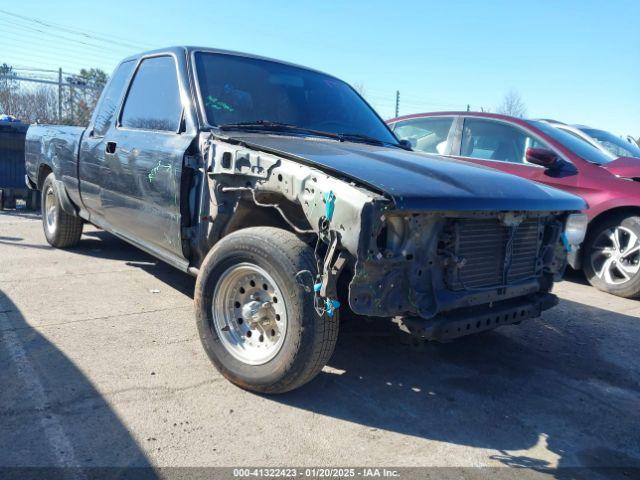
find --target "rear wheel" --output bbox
[583,214,640,298]
[41,173,83,248]
[194,227,339,393]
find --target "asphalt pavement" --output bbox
[1,211,639,477]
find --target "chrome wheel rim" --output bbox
[212,263,287,365]
[44,185,57,233]
[590,226,640,285]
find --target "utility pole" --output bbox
[57,68,62,122]
[69,83,74,124]
[395,90,400,117]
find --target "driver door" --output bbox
[99,54,196,261]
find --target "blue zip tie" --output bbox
[325,298,341,317]
[561,232,571,252]
[324,191,336,222]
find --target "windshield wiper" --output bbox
[218,121,342,141]
[338,132,403,149]
[338,133,384,146]
[218,121,403,149]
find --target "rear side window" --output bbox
[462,118,529,163]
[121,56,182,132]
[392,117,453,154]
[92,60,135,136]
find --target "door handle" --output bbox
[105,141,117,154]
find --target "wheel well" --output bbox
[37,164,53,190]
[588,206,640,234]
[210,197,357,296]
[222,197,312,238]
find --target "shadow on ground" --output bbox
[0,291,158,478]
[562,267,591,287]
[282,302,640,478]
[2,220,639,478]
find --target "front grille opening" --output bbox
[444,218,545,291]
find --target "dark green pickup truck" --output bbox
[25,46,586,392]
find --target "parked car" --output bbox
[25,48,586,393]
[625,136,639,148]
[388,112,640,298]
[539,120,640,159]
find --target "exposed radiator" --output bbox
[444,218,545,291]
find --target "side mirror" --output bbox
[526,147,559,169]
[398,139,413,150]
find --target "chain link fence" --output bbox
[0,65,106,126]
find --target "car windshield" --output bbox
[580,127,640,159]
[193,52,398,145]
[529,121,616,165]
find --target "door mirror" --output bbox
[398,139,413,150]
[526,147,559,169]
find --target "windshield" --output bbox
[193,52,398,145]
[529,121,616,165]
[580,127,640,159]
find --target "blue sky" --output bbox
[1,0,638,134]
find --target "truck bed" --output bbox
[25,124,85,197]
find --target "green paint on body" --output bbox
[148,161,172,182]
[205,96,234,112]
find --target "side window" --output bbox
[121,56,182,132]
[92,61,135,136]
[393,117,454,154]
[597,140,627,157]
[461,118,532,164]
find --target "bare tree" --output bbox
[0,63,19,115]
[352,82,367,99]
[496,90,527,118]
[0,63,108,125]
[11,86,58,123]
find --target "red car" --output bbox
[388,112,640,298]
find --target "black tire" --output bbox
[195,227,339,393]
[41,173,83,248]
[582,213,640,298]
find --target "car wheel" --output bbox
[41,173,83,248]
[583,214,640,298]
[194,227,339,393]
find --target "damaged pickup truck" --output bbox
[25,47,587,393]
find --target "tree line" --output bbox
[0,63,108,126]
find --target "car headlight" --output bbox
[564,213,588,245]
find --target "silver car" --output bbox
[541,120,640,159]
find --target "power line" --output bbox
[362,87,478,111]
[0,9,151,51]
[0,39,119,71]
[0,29,125,64]
[0,17,137,55]
[0,74,100,91]
[12,67,83,77]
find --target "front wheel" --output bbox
[583,214,640,298]
[194,227,339,393]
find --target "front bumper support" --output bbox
[399,293,559,342]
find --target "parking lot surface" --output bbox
[1,212,639,474]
